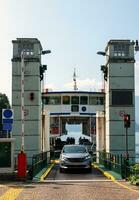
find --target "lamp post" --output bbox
[97,51,108,153]
[41,50,51,55]
[123,114,130,179]
[40,50,51,92]
[97,51,107,56]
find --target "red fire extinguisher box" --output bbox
[17,152,27,178]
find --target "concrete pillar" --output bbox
[43,111,50,152]
[104,40,135,157]
[96,111,105,161]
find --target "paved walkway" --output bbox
[0,162,139,199]
[0,180,139,200]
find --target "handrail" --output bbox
[98,151,139,179]
[29,151,50,179]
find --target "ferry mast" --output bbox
[73,68,78,91]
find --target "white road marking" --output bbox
[42,179,112,183]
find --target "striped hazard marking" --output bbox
[0,187,23,200]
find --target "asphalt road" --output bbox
[45,164,107,181]
[0,166,139,200]
[1,181,139,200]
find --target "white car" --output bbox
[59,145,92,173]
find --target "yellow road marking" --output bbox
[0,188,23,200]
[0,185,6,188]
[50,159,59,164]
[40,162,55,181]
[113,180,139,194]
[93,163,139,194]
[54,160,59,164]
[92,163,116,181]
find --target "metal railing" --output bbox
[28,149,62,179]
[29,151,50,179]
[98,151,139,179]
[99,151,122,175]
[50,149,61,160]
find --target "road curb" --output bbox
[40,162,55,182]
[92,163,116,181]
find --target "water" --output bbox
[136,132,139,153]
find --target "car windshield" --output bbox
[63,145,87,153]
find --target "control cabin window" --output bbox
[18,43,34,56]
[80,96,88,105]
[112,90,133,105]
[113,44,129,57]
[71,96,79,104]
[71,105,79,112]
[63,96,70,104]
[44,96,61,105]
[89,96,104,105]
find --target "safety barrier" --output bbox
[29,151,50,179]
[28,150,62,179]
[98,151,139,179]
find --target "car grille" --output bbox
[67,158,85,162]
[66,165,86,168]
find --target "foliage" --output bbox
[0,93,11,132]
[128,164,139,185]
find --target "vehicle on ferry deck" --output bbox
[59,144,92,173]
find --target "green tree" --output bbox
[0,93,11,132]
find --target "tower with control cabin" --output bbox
[104,40,135,157]
[12,38,43,164]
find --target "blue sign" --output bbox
[3,124,12,131]
[2,119,13,124]
[2,109,13,124]
[3,109,13,118]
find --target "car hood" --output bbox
[62,153,89,158]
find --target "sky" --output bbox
[0,0,139,102]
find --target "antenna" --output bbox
[73,68,78,91]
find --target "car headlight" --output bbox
[60,155,68,161]
[84,155,91,160]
